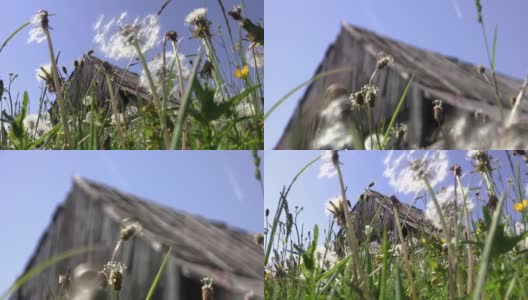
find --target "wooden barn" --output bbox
[350,189,434,243]
[11,177,263,300]
[275,23,528,149]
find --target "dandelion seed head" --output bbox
[313,245,338,270]
[23,114,52,138]
[318,151,337,179]
[27,10,48,44]
[425,185,473,229]
[383,150,449,195]
[324,196,343,216]
[94,12,160,60]
[139,51,190,98]
[185,8,208,24]
[364,134,381,150]
[312,123,353,149]
[35,64,52,82]
[246,46,264,69]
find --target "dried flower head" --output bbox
[433,99,443,124]
[165,30,178,42]
[361,84,378,108]
[466,150,492,173]
[201,277,214,300]
[94,12,160,60]
[119,219,142,241]
[349,90,365,107]
[102,261,126,291]
[376,52,393,70]
[254,233,264,248]
[477,64,485,74]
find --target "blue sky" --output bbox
[265,150,528,244]
[0,0,263,113]
[264,0,528,149]
[0,150,263,294]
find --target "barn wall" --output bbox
[12,183,247,300]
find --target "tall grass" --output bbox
[0,2,263,150]
[265,150,528,299]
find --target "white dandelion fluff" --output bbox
[94,12,160,60]
[27,10,48,44]
[318,151,337,179]
[23,114,52,138]
[425,185,473,229]
[139,51,190,98]
[246,46,264,69]
[184,8,208,25]
[35,63,52,82]
[313,245,338,270]
[383,150,449,195]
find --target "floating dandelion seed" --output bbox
[27,10,48,44]
[139,51,190,99]
[94,12,160,60]
[383,150,449,195]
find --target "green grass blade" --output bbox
[264,155,321,265]
[0,246,97,300]
[170,53,202,149]
[381,74,414,149]
[472,194,506,300]
[264,67,352,121]
[491,25,498,71]
[145,247,173,300]
[0,22,30,53]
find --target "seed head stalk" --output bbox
[201,36,227,97]
[43,26,73,149]
[170,40,189,149]
[104,72,126,149]
[132,40,170,148]
[424,178,457,300]
[331,151,369,296]
[455,175,474,294]
[391,200,417,300]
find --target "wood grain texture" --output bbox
[276,23,528,149]
[12,177,263,300]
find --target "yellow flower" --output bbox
[514,199,528,213]
[234,65,249,79]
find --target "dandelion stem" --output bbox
[424,178,456,300]
[456,175,474,294]
[170,40,189,150]
[132,40,170,148]
[104,73,126,149]
[472,194,506,300]
[43,27,73,149]
[391,199,417,300]
[332,152,369,297]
